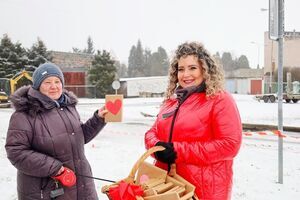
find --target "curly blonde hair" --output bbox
[165,41,224,99]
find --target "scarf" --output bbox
[54,93,67,108]
[162,81,206,118]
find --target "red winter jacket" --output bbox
[145,91,242,200]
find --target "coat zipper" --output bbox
[166,103,182,172]
[168,103,182,142]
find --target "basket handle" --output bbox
[123,146,165,183]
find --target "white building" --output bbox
[225,68,264,94]
[119,76,168,97]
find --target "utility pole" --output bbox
[277,0,284,184]
[269,0,284,184]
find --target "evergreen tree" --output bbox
[73,36,95,54]
[0,34,17,77]
[27,38,51,67]
[15,42,29,67]
[127,40,145,77]
[128,41,169,77]
[115,60,127,78]
[144,46,169,76]
[221,52,234,71]
[214,52,221,62]
[213,52,222,68]
[0,34,14,55]
[144,48,152,76]
[88,50,116,97]
[0,34,30,78]
[84,36,95,54]
[135,40,145,76]
[128,45,137,77]
[72,47,82,53]
[157,46,169,75]
[236,55,250,69]
[149,52,160,76]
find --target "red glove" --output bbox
[52,167,76,187]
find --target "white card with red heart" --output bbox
[105,95,123,122]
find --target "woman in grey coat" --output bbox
[5,63,108,200]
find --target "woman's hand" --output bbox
[98,106,108,119]
[154,141,177,164]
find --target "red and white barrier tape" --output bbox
[243,130,300,139]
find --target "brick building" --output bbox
[49,51,93,97]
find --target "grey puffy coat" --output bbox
[5,86,106,200]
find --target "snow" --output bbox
[0,94,299,200]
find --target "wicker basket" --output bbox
[101,146,198,200]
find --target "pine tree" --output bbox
[15,42,28,68]
[148,46,169,76]
[128,41,169,77]
[27,38,51,67]
[236,55,250,69]
[127,40,145,77]
[144,48,152,76]
[84,36,95,54]
[88,50,116,97]
[149,52,160,76]
[0,34,30,78]
[72,47,82,53]
[73,36,95,54]
[0,34,16,77]
[135,40,145,76]
[221,52,234,71]
[128,45,136,77]
[115,61,127,78]
[157,46,169,75]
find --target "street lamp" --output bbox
[259,8,274,93]
[251,41,260,69]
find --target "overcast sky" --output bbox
[0,0,299,68]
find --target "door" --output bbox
[250,79,262,94]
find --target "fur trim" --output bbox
[11,85,78,117]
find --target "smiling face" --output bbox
[39,76,63,100]
[177,55,204,88]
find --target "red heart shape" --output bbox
[106,99,122,115]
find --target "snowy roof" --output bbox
[225,68,264,78]
[49,51,93,71]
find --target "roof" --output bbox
[225,68,264,78]
[49,51,93,71]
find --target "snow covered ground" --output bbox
[0,94,299,200]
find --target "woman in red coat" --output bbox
[145,42,242,199]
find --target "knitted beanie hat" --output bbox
[32,63,64,89]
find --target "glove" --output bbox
[154,141,177,164]
[52,167,76,187]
